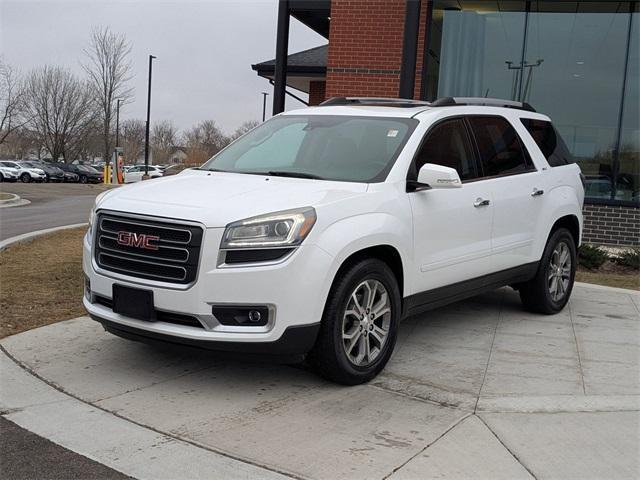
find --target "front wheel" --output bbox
[20,173,31,183]
[79,175,88,184]
[520,228,576,314]
[309,258,401,385]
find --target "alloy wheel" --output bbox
[548,241,572,302]
[342,279,391,367]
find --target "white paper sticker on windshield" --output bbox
[387,129,399,138]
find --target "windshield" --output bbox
[201,115,417,183]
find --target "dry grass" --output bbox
[576,269,639,291]
[0,193,14,200]
[0,228,86,338]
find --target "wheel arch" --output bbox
[549,214,580,250]
[333,245,405,301]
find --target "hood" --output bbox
[97,169,368,227]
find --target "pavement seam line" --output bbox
[381,412,473,480]
[0,345,304,480]
[568,300,587,395]
[366,383,472,412]
[474,288,505,413]
[475,414,539,480]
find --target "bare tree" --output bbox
[24,66,96,162]
[0,59,28,145]
[183,120,229,163]
[230,120,260,141]
[121,118,146,164]
[83,26,133,164]
[151,120,178,164]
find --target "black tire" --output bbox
[80,174,88,184]
[20,173,31,183]
[0,172,4,182]
[520,228,576,314]
[309,258,401,385]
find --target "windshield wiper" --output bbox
[266,171,324,180]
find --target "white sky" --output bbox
[0,0,327,134]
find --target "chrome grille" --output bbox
[95,213,203,284]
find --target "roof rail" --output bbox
[431,97,536,112]
[320,97,431,108]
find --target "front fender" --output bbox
[313,212,413,299]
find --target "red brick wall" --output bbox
[308,80,326,105]
[326,0,406,98]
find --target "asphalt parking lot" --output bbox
[2,283,638,479]
[0,183,109,240]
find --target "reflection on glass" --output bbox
[436,6,526,99]
[427,1,637,203]
[617,8,639,203]
[526,4,629,200]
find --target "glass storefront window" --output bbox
[526,2,629,201]
[426,1,639,205]
[617,5,638,203]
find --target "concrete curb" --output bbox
[0,223,88,251]
[575,281,640,295]
[0,193,30,209]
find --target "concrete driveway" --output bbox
[1,284,639,479]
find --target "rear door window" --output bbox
[520,118,574,167]
[468,116,535,178]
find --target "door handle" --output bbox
[474,198,490,208]
[531,188,544,197]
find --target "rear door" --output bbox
[409,117,493,293]
[466,115,547,272]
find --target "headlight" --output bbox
[221,207,316,249]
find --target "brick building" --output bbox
[253,0,639,247]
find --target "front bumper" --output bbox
[83,225,335,353]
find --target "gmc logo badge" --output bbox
[116,231,160,250]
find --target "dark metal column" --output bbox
[419,0,434,100]
[273,0,290,115]
[399,0,422,99]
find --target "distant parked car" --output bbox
[0,160,46,183]
[20,160,65,183]
[123,165,163,183]
[0,163,19,182]
[58,163,104,184]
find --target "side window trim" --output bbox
[463,114,538,183]
[406,115,481,184]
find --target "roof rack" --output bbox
[431,97,536,112]
[320,97,431,108]
[319,96,536,112]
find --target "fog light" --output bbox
[212,305,269,327]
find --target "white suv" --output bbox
[83,97,584,384]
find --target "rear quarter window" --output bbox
[520,118,574,167]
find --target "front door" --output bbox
[409,117,493,294]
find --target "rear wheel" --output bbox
[520,228,576,314]
[80,175,88,184]
[0,172,4,182]
[309,258,401,385]
[20,173,31,183]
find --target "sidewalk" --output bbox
[1,284,639,479]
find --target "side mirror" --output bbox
[417,163,462,189]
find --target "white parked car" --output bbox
[0,160,46,183]
[83,97,584,384]
[0,162,19,182]
[123,165,163,183]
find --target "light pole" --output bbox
[261,92,269,122]
[143,55,156,178]
[115,98,122,148]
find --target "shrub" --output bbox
[578,244,609,270]
[613,249,640,270]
